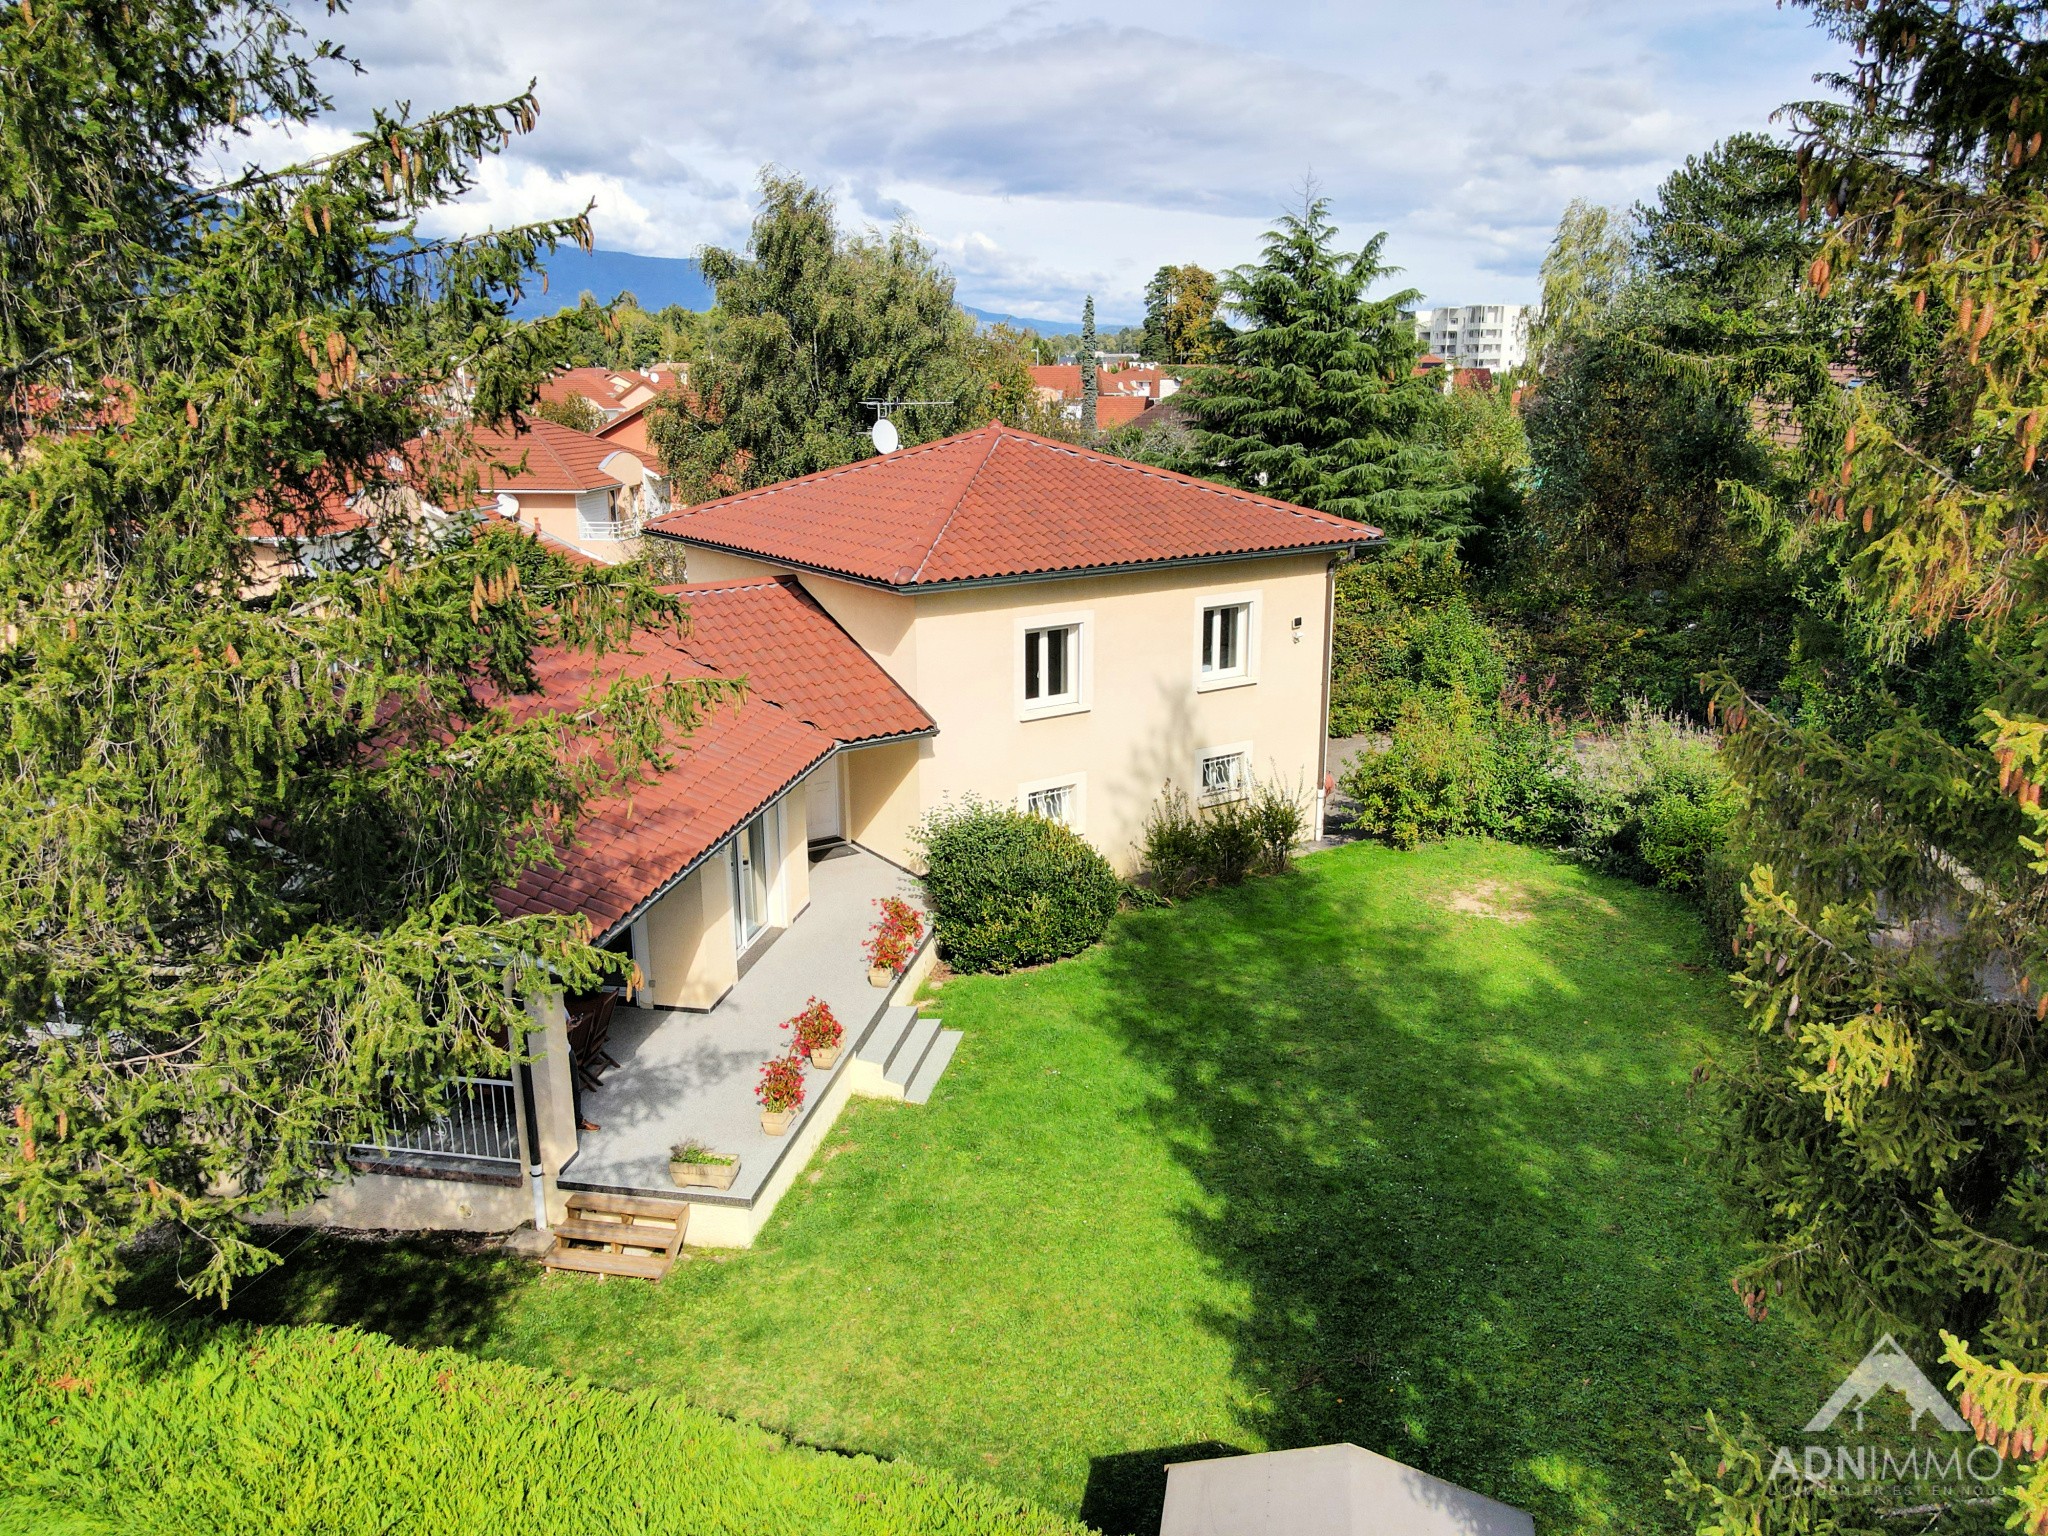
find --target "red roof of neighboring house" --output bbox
[1029,364,1080,398]
[1028,363,1168,400]
[470,417,658,494]
[494,575,932,933]
[537,366,672,415]
[646,423,1379,588]
[1093,395,1151,429]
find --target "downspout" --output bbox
[517,1053,548,1234]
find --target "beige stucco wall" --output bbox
[650,539,1335,873]
[902,555,1335,870]
[643,858,738,1010]
[843,739,925,867]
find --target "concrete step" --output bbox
[856,1004,920,1067]
[904,1029,962,1105]
[884,1015,942,1088]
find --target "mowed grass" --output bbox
[159,839,1843,1534]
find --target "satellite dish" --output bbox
[871,417,900,454]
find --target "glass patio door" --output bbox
[731,812,771,951]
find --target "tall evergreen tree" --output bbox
[647,173,1035,501]
[1706,0,2048,1366]
[1079,295,1098,434]
[0,0,723,1315]
[1139,264,1221,364]
[1177,197,1465,543]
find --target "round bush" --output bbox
[913,798,1121,973]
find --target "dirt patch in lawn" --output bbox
[1442,879,1620,924]
[1443,880,1537,923]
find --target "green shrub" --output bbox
[1341,689,1502,849]
[1567,702,1734,887]
[914,797,1121,973]
[0,1316,1085,1536]
[1138,778,1309,897]
[1341,692,1735,899]
[1329,549,1505,736]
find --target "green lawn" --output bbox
[141,839,1843,1534]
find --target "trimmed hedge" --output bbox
[913,798,1121,973]
[0,1316,1086,1536]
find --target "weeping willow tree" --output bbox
[0,0,728,1316]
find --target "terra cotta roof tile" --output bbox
[492,575,932,934]
[646,423,1379,588]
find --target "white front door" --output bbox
[806,756,844,844]
[731,813,772,951]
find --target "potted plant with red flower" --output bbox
[863,896,925,988]
[785,996,844,1069]
[755,1052,806,1136]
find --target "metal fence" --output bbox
[350,1077,519,1168]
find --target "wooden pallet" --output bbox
[542,1191,688,1280]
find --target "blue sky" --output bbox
[244,1,1850,323]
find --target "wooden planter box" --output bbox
[669,1157,739,1191]
[808,1044,841,1070]
[759,1107,797,1136]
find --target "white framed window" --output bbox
[1197,742,1251,803]
[1015,610,1092,720]
[1193,592,1260,692]
[1017,772,1086,831]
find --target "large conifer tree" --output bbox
[0,0,722,1314]
[1709,0,2048,1364]
[1178,198,1464,543]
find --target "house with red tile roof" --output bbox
[537,364,678,422]
[467,416,669,562]
[1028,361,1181,427]
[295,427,1378,1261]
[646,422,1377,873]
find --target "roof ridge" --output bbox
[998,424,1366,529]
[650,422,999,526]
[908,423,1007,584]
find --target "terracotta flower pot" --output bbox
[868,964,894,988]
[759,1107,796,1136]
[808,1044,841,1069]
[670,1158,739,1191]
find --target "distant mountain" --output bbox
[962,305,1138,335]
[511,248,713,318]
[510,246,1132,333]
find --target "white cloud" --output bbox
[276,0,1849,318]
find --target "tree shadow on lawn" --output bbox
[1085,848,1827,1536]
[119,1229,528,1353]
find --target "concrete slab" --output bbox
[561,844,923,1203]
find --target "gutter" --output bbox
[590,725,938,947]
[643,526,1383,594]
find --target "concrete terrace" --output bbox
[560,843,927,1204]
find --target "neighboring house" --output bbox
[471,417,668,562]
[283,425,1380,1268]
[1406,304,1531,374]
[1029,362,1180,427]
[537,364,678,423]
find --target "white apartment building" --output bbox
[1408,304,1531,374]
